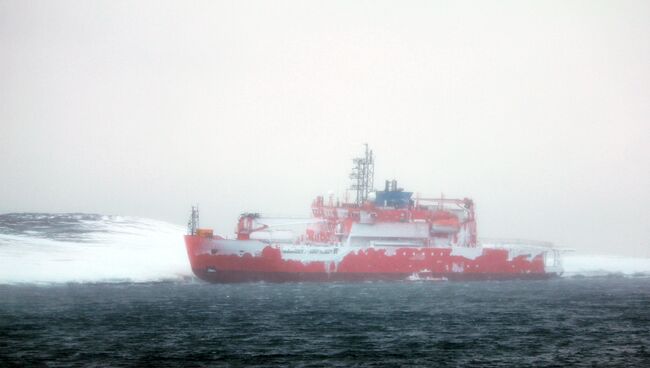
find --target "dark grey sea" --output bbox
[1,278,649,367]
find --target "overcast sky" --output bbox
[1,0,648,256]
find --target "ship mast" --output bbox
[187,205,199,235]
[349,144,375,206]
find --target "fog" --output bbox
[1,0,648,256]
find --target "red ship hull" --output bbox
[184,147,562,283]
[185,235,559,283]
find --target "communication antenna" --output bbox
[187,205,199,235]
[349,144,375,206]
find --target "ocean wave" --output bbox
[0,213,190,284]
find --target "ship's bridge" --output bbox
[374,180,413,208]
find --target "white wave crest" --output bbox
[0,214,190,284]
